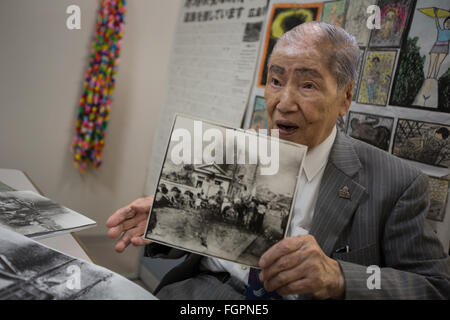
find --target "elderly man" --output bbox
[106,22,450,299]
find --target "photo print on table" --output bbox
[257,2,323,87]
[393,119,450,168]
[0,226,155,300]
[368,0,416,48]
[346,111,394,151]
[0,181,14,192]
[390,1,450,112]
[357,50,397,106]
[144,115,307,268]
[426,176,449,222]
[0,191,96,239]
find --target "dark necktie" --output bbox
[245,267,283,300]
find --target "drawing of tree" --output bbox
[390,37,425,106]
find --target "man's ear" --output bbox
[339,82,353,116]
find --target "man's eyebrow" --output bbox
[294,68,323,79]
[269,65,285,75]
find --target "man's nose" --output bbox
[276,85,298,113]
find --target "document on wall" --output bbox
[144,0,269,195]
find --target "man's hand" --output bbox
[259,235,345,300]
[106,196,154,253]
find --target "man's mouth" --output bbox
[275,120,299,136]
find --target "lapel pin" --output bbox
[339,186,351,200]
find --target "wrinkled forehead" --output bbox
[271,26,332,60]
[269,39,329,68]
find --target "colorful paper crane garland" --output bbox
[72,0,126,173]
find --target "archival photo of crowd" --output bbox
[0,227,154,300]
[0,191,96,239]
[145,116,307,267]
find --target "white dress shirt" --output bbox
[200,126,337,286]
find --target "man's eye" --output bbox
[304,83,314,89]
[271,78,281,86]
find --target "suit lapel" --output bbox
[309,131,368,256]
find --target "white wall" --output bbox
[0,0,182,237]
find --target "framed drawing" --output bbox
[343,0,377,47]
[426,176,449,222]
[390,1,450,112]
[257,2,323,87]
[358,50,397,106]
[369,0,416,48]
[321,0,347,27]
[346,111,394,151]
[250,96,268,130]
[393,119,450,168]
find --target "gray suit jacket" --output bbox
[145,131,450,299]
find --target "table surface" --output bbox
[0,168,93,262]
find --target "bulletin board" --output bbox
[243,0,450,251]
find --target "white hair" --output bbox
[273,21,360,90]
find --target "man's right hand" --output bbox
[106,196,154,253]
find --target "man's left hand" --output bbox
[259,235,345,299]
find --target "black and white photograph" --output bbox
[393,119,450,168]
[0,227,155,300]
[426,176,449,222]
[0,191,96,239]
[144,116,307,268]
[346,111,394,151]
[243,21,263,42]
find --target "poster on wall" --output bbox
[250,96,268,129]
[357,50,397,106]
[320,0,347,27]
[256,2,323,88]
[390,0,450,112]
[393,119,450,168]
[144,115,307,268]
[346,111,394,151]
[368,0,416,48]
[144,0,269,196]
[344,0,377,47]
[0,227,155,300]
